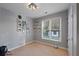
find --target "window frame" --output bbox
[41,17,62,42]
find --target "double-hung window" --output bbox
[42,17,61,41]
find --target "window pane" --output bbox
[51,18,60,30]
[51,18,60,40]
[43,20,50,39]
[42,17,61,41]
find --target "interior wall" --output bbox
[0,7,33,50]
[33,10,68,49]
[25,17,34,43]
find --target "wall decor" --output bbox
[22,20,26,31]
[16,15,26,32]
[18,15,22,19]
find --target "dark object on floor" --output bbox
[0,46,8,56]
[6,51,12,55]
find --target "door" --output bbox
[68,5,73,56]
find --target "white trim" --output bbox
[8,40,34,51]
[8,43,25,51]
[60,17,62,42]
[25,40,34,45]
[59,46,68,50]
[35,40,67,50]
[8,40,67,51]
[42,38,59,42]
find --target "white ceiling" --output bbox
[0,3,70,19]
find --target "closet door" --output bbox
[68,4,77,56]
[68,4,73,56]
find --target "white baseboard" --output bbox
[35,40,67,50]
[8,40,34,51]
[8,43,25,51]
[8,40,67,51]
[59,46,68,50]
[25,40,34,45]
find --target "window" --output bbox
[42,17,61,41]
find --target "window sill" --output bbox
[42,37,61,42]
